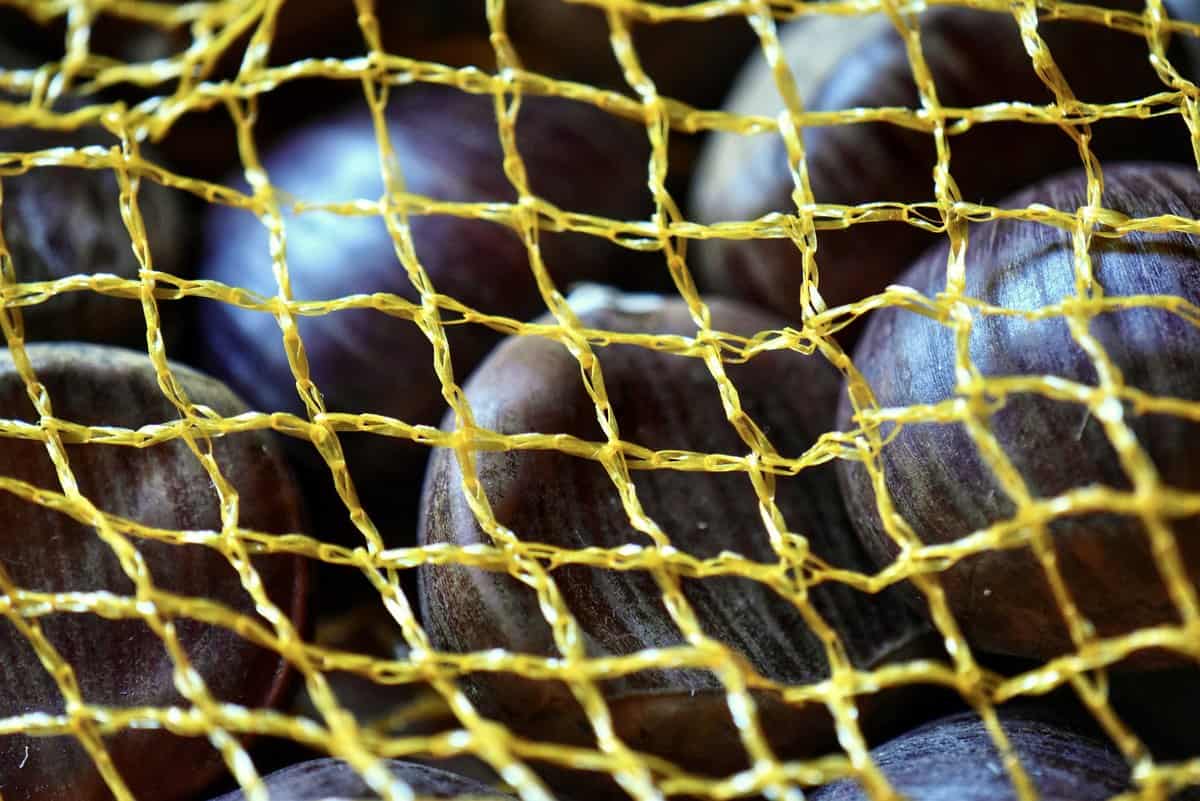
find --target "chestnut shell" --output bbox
[690,3,1195,320]
[836,162,1200,663]
[811,707,1131,801]
[419,290,937,779]
[196,83,652,519]
[0,130,190,348]
[0,42,191,347]
[0,343,306,801]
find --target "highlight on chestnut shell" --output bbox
[0,343,307,801]
[836,162,1200,664]
[689,2,1195,322]
[418,286,939,781]
[196,83,653,513]
[207,758,514,801]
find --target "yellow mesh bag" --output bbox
[0,1,1199,800]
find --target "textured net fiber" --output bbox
[0,1,1198,800]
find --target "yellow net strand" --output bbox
[2,0,1200,799]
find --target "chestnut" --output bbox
[690,3,1195,321]
[207,758,513,801]
[196,83,652,522]
[0,343,306,801]
[0,40,191,348]
[419,287,938,781]
[811,707,1131,801]
[836,162,1200,664]
[0,128,190,347]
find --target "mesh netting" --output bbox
[0,1,1199,800]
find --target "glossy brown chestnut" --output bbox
[196,83,652,524]
[811,707,1131,801]
[690,3,1195,321]
[836,162,1200,663]
[419,287,938,780]
[0,343,306,801]
[208,758,513,801]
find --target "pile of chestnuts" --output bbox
[0,1,1199,800]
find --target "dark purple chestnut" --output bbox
[811,707,1131,801]
[690,3,1195,321]
[208,758,513,801]
[418,287,938,780]
[836,162,1200,664]
[0,343,306,801]
[196,83,652,522]
[504,0,758,109]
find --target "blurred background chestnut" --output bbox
[196,83,653,541]
[420,287,941,786]
[0,343,306,801]
[690,2,1198,322]
[89,0,491,183]
[0,130,190,348]
[836,162,1200,664]
[0,1,494,183]
[0,32,191,349]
